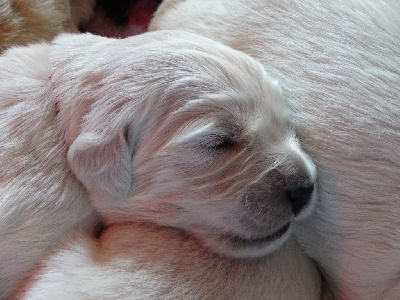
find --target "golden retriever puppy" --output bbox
[21,223,321,299]
[0,30,317,297]
[150,0,400,298]
[0,0,95,54]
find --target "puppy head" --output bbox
[51,31,316,258]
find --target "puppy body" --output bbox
[1,31,318,298]
[21,223,321,299]
[150,0,400,298]
[0,42,98,298]
[0,0,95,54]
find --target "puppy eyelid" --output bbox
[199,133,235,150]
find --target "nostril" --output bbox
[286,184,314,216]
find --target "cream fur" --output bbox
[0,0,95,54]
[20,223,321,299]
[1,31,318,298]
[0,42,98,299]
[150,0,400,298]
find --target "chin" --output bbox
[200,223,292,259]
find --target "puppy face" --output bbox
[132,94,317,258]
[52,31,316,258]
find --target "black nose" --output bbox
[286,183,314,216]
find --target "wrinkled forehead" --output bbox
[168,52,288,117]
[144,71,291,154]
[127,34,291,143]
[172,84,291,141]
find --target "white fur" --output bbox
[1,31,317,298]
[21,223,321,299]
[0,43,97,299]
[150,0,400,298]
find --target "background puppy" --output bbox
[1,30,317,298]
[0,0,95,54]
[150,0,400,298]
[21,223,321,299]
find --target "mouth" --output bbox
[226,223,291,247]
[194,222,292,258]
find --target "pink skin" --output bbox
[83,0,160,38]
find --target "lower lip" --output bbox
[228,223,291,246]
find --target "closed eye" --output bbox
[200,134,235,151]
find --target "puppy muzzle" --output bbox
[240,158,315,231]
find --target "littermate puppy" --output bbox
[0,30,318,298]
[21,223,321,299]
[0,0,95,54]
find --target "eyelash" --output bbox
[200,134,235,151]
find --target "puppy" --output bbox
[20,223,321,299]
[0,0,95,54]
[0,30,317,297]
[150,0,400,298]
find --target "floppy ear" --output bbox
[67,126,136,205]
[50,34,139,205]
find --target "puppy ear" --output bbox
[68,126,136,205]
[50,34,136,204]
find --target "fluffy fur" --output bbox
[0,0,95,54]
[150,0,400,298]
[0,39,97,299]
[1,30,317,298]
[20,223,321,299]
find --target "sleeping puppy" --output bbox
[53,32,317,260]
[150,0,400,298]
[0,30,318,297]
[20,223,321,299]
[0,0,95,54]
